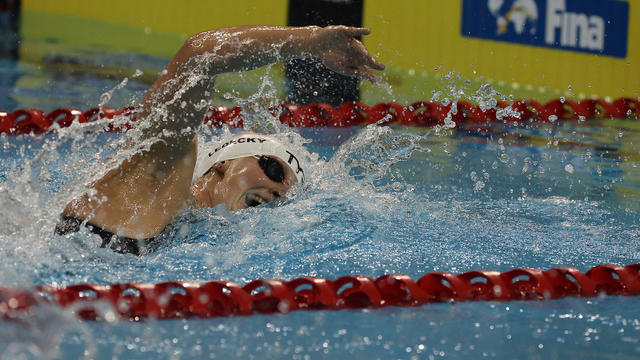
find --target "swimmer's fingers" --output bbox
[367,56,385,71]
[342,26,371,37]
[311,25,384,81]
[323,52,379,82]
[358,68,379,84]
[343,65,380,84]
[323,25,370,37]
[364,67,382,83]
[332,48,382,82]
[344,38,384,81]
[350,37,385,71]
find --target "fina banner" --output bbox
[461,0,629,58]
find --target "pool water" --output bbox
[1,42,640,360]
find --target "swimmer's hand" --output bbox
[307,26,385,83]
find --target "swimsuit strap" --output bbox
[55,215,153,256]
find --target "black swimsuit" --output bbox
[54,215,153,256]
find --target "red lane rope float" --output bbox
[1,97,638,135]
[1,263,639,321]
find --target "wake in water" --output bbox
[2,59,639,276]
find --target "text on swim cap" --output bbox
[286,150,305,180]
[208,137,267,157]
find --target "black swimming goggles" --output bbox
[204,155,288,184]
[245,155,289,208]
[255,155,288,185]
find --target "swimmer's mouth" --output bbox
[244,192,287,209]
[245,192,267,208]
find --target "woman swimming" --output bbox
[55,25,385,254]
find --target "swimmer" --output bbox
[55,25,385,254]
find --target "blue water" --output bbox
[1,34,640,360]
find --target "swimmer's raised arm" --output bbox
[139,25,384,147]
[62,26,383,242]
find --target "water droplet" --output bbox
[548,115,558,122]
[99,92,111,106]
[564,164,574,174]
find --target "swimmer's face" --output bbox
[211,156,297,211]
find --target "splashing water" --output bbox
[1,52,640,359]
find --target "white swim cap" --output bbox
[193,134,305,183]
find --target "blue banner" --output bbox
[461,0,629,58]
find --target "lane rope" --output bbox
[1,98,639,135]
[1,263,638,321]
[2,100,639,321]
